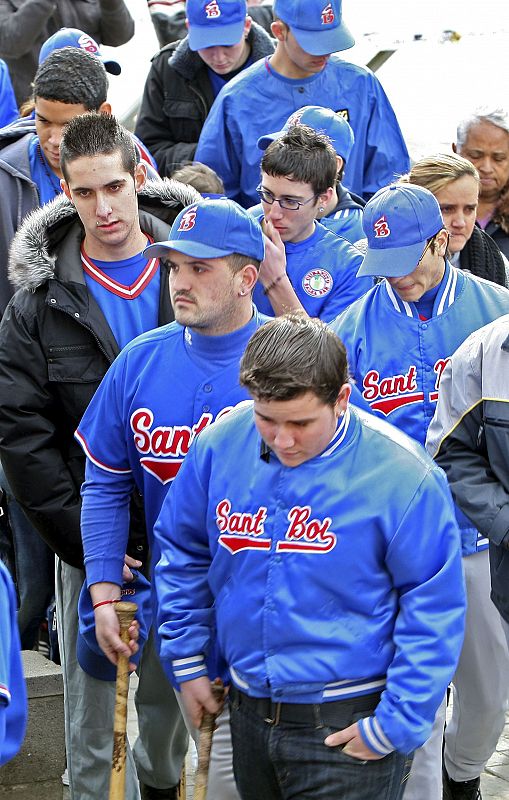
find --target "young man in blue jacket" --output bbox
[332,184,509,800]
[195,0,409,206]
[252,125,371,321]
[252,104,365,244]
[153,313,465,800]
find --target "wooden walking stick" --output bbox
[193,679,224,800]
[109,600,138,800]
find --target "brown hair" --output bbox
[240,313,348,404]
[261,125,337,196]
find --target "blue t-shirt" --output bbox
[415,283,441,321]
[28,135,61,205]
[82,241,161,349]
[253,219,371,322]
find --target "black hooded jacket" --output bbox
[134,21,274,177]
[0,178,200,568]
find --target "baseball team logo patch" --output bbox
[205,0,221,18]
[178,207,197,232]
[373,215,390,238]
[302,269,333,298]
[321,2,335,24]
[78,33,99,55]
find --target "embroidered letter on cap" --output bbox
[178,207,198,232]
[321,3,335,24]
[374,215,390,238]
[205,0,221,18]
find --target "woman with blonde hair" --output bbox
[403,152,507,287]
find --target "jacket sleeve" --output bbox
[0,0,57,58]
[426,332,509,547]
[195,92,243,203]
[0,60,18,126]
[134,59,198,177]
[96,0,134,47]
[76,353,135,586]
[355,74,410,199]
[0,300,84,567]
[360,465,465,754]
[154,440,213,682]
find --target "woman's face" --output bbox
[434,175,479,254]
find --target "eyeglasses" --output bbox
[416,237,434,267]
[256,185,318,212]
[415,230,448,268]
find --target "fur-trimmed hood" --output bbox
[8,177,201,293]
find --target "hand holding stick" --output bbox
[193,679,224,800]
[108,601,138,800]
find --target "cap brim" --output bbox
[257,131,283,151]
[104,59,121,76]
[144,240,236,260]
[291,23,355,56]
[187,21,245,51]
[76,634,117,681]
[357,240,427,278]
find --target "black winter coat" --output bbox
[134,22,274,177]
[0,179,200,568]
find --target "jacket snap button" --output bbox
[50,298,56,304]
[74,312,80,318]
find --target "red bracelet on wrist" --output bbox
[92,599,120,610]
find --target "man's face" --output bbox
[456,121,509,203]
[196,18,250,74]
[35,97,90,177]
[273,25,331,78]
[260,172,321,243]
[61,150,145,260]
[253,388,349,467]
[434,175,478,255]
[386,231,447,303]
[166,250,249,335]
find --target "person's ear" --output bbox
[335,383,351,416]
[452,142,458,154]
[60,179,73,203]
[243,16,252,38]
[98,101,112,115]
[271,19,287,42]
[317,187,334,212]
[237,263,258,295]
[134,162,147,192]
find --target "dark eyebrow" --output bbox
[72,178,128,192]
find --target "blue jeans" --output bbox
[229,689,412,800]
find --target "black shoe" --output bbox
[443,767,481,800]
[139,783,178,800]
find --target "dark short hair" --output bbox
[60,113,137,181]
[227,253,260,274]
[33,48,108,110]
[240,314,348,405]
[261,125,337,195]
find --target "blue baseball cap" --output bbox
[357,184,445,278]
[187,0,247,51]
[77,571,152,681]
[257,106,355,162]
[273,0,354,55]
[144,198,265,261]
[39,28,121,75]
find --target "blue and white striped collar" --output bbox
[320,408,351,458]
[384,261,458,319]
